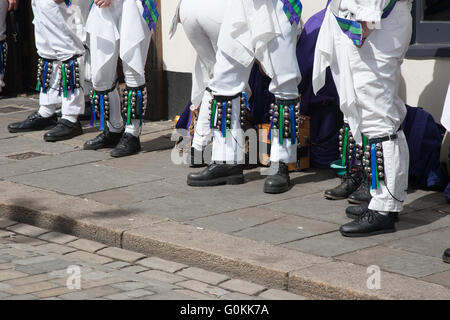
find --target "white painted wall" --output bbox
[161,0,450,124]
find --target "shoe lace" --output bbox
[358,209,376,224]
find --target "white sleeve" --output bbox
[347,0,387,23]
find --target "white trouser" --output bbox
[87,0,152,137]
[32,0,86,121]
[210,0,301,163]
[314,2,412,212]
[179,0,227,151]
[0,0,8,92]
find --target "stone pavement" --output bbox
[0,219,310,300]
[0,96,449,299]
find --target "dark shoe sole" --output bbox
[187,174,245,187]
[347,197,368,204]
[340,227,396,238]
[110,149,141,158]
[43,129,83,142]
[8,124,57,133]
[443,255,450,264]
[83,142,119,151]
[263,184,290,194]
[324,193,347,200]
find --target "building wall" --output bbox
[161,0,449,124]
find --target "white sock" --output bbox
[61,115,78,123]
[38,105,56,118]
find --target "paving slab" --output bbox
[335,246,450,278]
[0,150,109,179]
[0,136,75,157]
[388,227,450,258]
[189,207,284,234]
[421,269,450,288]
[233,215,338,245]
[260,193,353,225]
[282,231,380,257]
[84,180,183,205]
[8,163,161,196]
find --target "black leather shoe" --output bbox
[43,119,82,142]
[110,133,141,158]
[83,127,124,150]
[348,178,371,204]
[263,162,290,194]
[187,163,245,186]
[190,146,206,168]
[340,209,396,237]
[324,170,363,200]
[346,203,399,222]
[8,112,58,133]
[444,248,450,264]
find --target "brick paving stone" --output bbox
[177,280,230,297]
[15,259,73,275]
[5,281,58,295]
[5,273,51,286]
[139,270,187,284]
[82,270,111,281]
[33,287,75,299]
[421,270,450,289]
[36,243,77,255]
[13,255,54,266]
[122,289,155,298]
[72,276,127,290]
[0,219,17,228]
[220,292,260,300]
[0,270,28,281]
[0,292,11,299]
[64,251,113,265]
[7,224,49,237]
[110,281,149,291]
[140,290,195,300]
[0,263,14,270]
[219,279,266,295]
[336,246,450,278]
[258,289,307,300]
[8,235,47,246]
[137,257,187,273]
[38,232,78,244]
[177,267,229,285]
[119,266,148,274]
[0,230,15,238]
[0,283,12,290]
[67,239,107,253]
[59,285,121,300]
[103,293,132,300]
[5,294,38,300]
[96,247,145,263]
[104,261,131,269]
[170,289,217,300]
